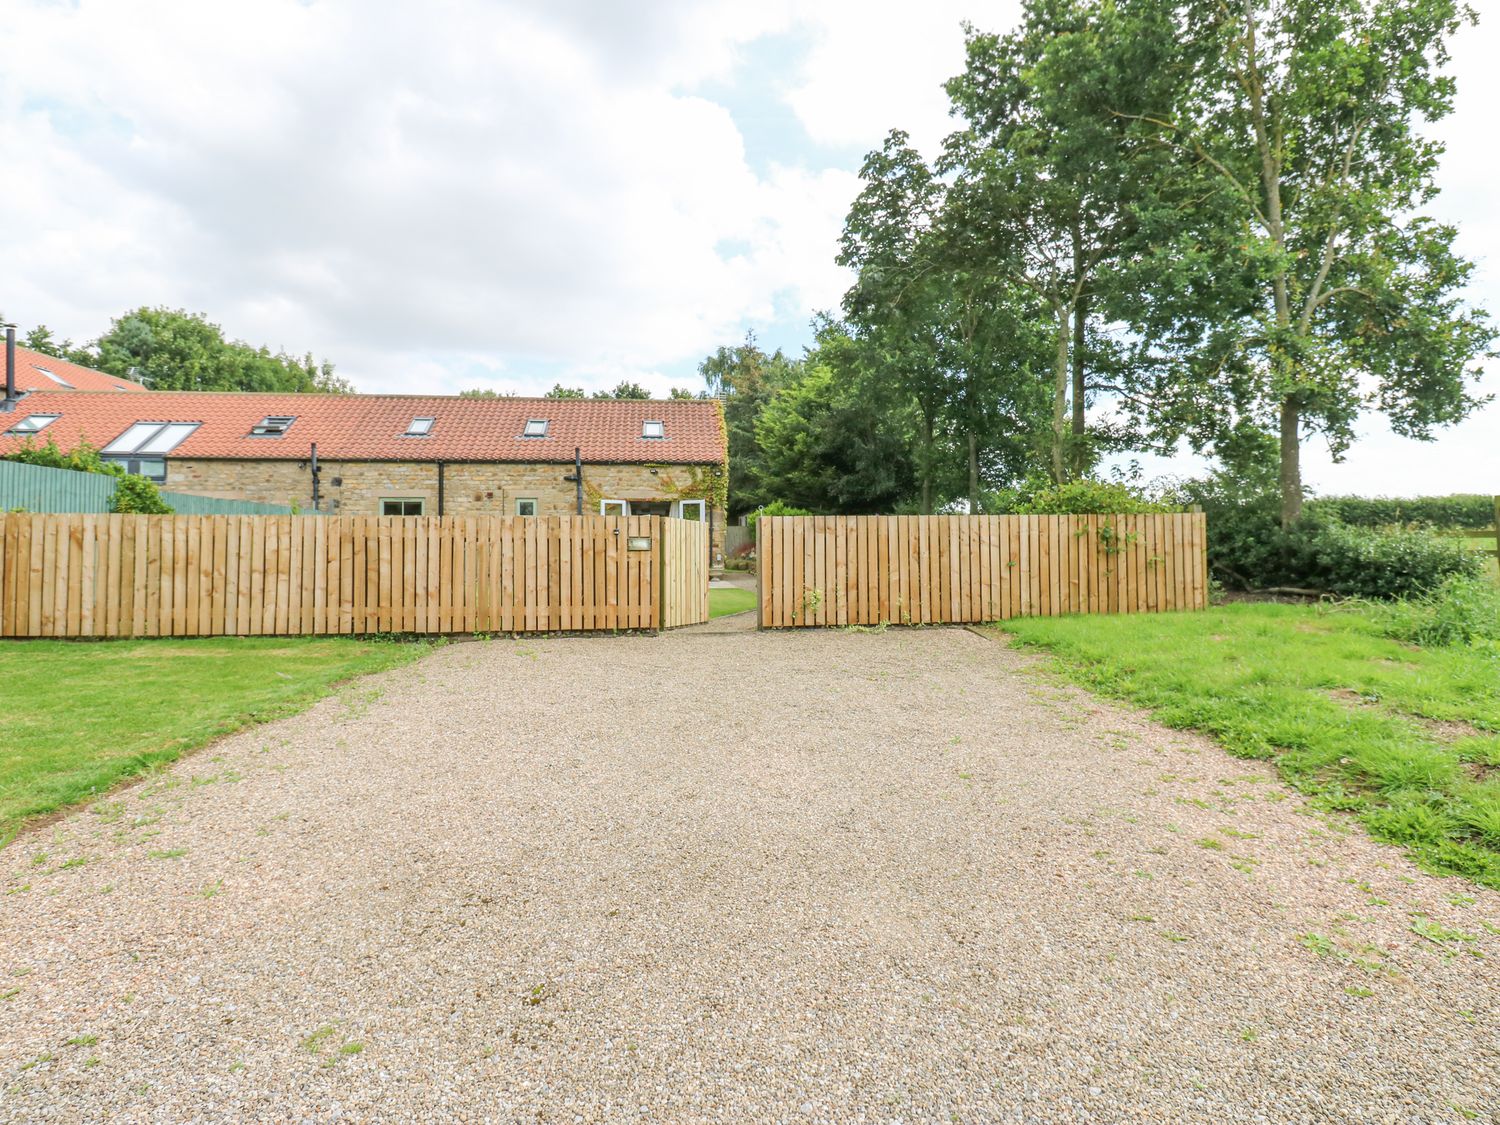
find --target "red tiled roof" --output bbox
[4,345,148,394]
[0,391,726,464]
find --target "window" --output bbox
[522,418,549,438]
[404,416,435,437]
[102,421,200,455]
[642,419,664,439]
[249,415,296,437]
[381,498,424,516]
[678,499,705,521]
[35,367,74,388]
[599,499,628,516]
[115,458,166,482]
[515,497,538,516]
[7,414,60,436]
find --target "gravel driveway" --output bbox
[2,627,1496,1123]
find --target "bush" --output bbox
[1308,494,1496,531]
[747,501,814,539]
[997,478,1175,515]
[1354,574,1500,648]
[111,474,173,515]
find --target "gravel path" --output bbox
[2,627,1496,1123]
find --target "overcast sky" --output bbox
[2,0,1495,496]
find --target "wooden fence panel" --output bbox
[0,514,710,638]
[758,513,1208,628]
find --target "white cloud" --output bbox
[0,0,1493,492]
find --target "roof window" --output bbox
[7,413,60,436]
[642,419,665,439]
[404,416,435,437]
[250,415,297,437]
[522,418,549,438]
[103,421,201,455]
[35,367,74,388]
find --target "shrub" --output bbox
[998,478,1175,515]
[111,474,173,515]
[1308,494,1496,531]
[747,501,814,539]
[1355,574,1500,647]
[1173,474,1483,599]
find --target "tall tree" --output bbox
[943,2,1157,481]
[89,307,351,393]
[839,131,953,513]
[699,332,799,516]
[1117,0,1492,525]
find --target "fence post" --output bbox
[1493,495,1499,571]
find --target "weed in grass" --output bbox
[0,988,19,1001]
[19,1051,52,1071]
[1298,933,1338,958]
[1238,1028,1258,1043]
[523,983,548,1006]
[1409,917,1477,950]
[1450,1104,1480,1121]
[148,848,188,860]
[66,1034,98,1047]
[1344,986,1374,998]
[1127,913,1155,922]
[340,1042,364,1055]
[82,1057,100,1069]
[229,1061,246,1074]
[1160,931,1190,943]
[1195,837,1224,851]
[196,880,223,900]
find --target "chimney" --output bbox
[2,324,16,412]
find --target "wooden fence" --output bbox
[757,513,1208,628]
[0,514,710,638]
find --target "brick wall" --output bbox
[164,458,725,561]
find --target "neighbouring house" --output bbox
[1,343,148,394]
[0,391,728,559]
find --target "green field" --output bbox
[1461,532,1499,581]
[1002,603,1500,889]
[0,637,430,845]
[709,587,758,618]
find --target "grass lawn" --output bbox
[1001,603,1500,889]
[709,587,758,618]
[0,637,430,845]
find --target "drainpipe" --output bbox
[563,446,584,515]
[437,461,445,516]
[309,443,321,511]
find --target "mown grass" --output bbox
[709,587,758,618]
[1001,603,1500,889]
[0,637,430,845]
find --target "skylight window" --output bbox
[642,420,665,439]
[103,421,201,455]
[250,415,296,437]
[523,418,549,438]
[404,416,435,437]
[7,414,60,435]
[35,367,74,388]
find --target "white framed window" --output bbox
[515,497,538,516]
[642,419,664,439]
[522,418,549,438]
[7,413,60,436]
[677,499,705,521]
[599,499,628,516]
[404,416,435,437]
[381,497,423,516]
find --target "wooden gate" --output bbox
[757,513,1208,628]
[0,513,711,638]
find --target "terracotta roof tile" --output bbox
[0,391,726,465]
[3,345,148,394]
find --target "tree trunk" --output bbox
[1279,398,1301,528]
[1070,224,1088,477]
[1051,304,1070,484]
[921,408,935,515]
[967,431,980,513]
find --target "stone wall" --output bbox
[163,458,725,561]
